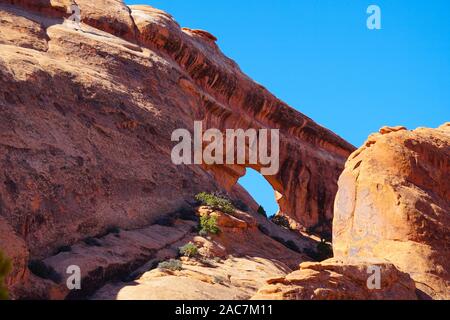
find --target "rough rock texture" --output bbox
[92,207,310,300]
[254,124,449,300]
[253,258,417,300]
[0,216,29,295]
[334,124,450,299]
[94,257,291,300]
[4,205,316,299]
[0,0,353,297]
[37,219,198,299]
[129,4,355,237]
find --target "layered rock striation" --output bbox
[0,0,353,298]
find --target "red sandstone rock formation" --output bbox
[253,258,417,300]
[333,124,450,299]
[0,216,29,295]
[129,4,355,237]
[92,207,310,300]
[253,124,449,300]
[0,0,353,248]
[0,1,352,298]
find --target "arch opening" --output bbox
[238,168,280,218]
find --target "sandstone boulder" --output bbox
[253,258,417,300]
[333,124,449,299]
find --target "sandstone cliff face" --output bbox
[0,1,352,298]
[0,0,353,252]
[128,4,355,237]
[253,124,449,300]
[333,124,450,299]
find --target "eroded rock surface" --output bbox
[253,258,417,300]
[253,124,449,300]
[92,208,310,300]
[0,0,353,298]
[333,124,450,299]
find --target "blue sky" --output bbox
[126,0,450,216]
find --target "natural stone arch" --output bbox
[204,137,350,240]
[124,4,356,237]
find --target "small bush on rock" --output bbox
[304,239,333,261]
[199,214,220,235]
[195,192,235,214]
[213,275,227,284]
[158,259,182,271]
[316,239,333,261]
[271,215,291,229]
[257,206,267,218]
[257,224,270,236]
[179,242,199,258]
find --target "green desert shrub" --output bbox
[0,250,12,300]
[257,206,267,218]
[199,214,220,235]
[179,242,199,258]
[213,275,227,285]
[195,192,235,214]
[158,259,182,271]
[271,215,291,229]
[304,239,333,262]
[316,239,333,261]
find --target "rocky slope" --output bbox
[92,207,312,300]
[0,0,353,299]
[254,124,450,300]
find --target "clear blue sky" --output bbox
[126,0,450,216]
